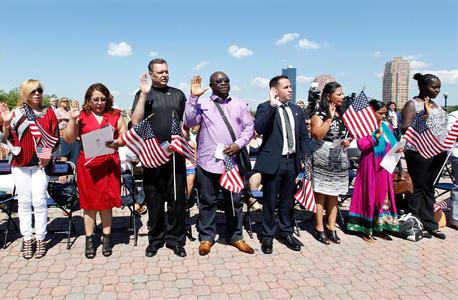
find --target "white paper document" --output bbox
[380,140,406,174]
[215,143,226,160]
[81,126,115,159]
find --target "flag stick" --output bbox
[338,131,349,160]
[230,192,235,217]
[433,148,453,186]
[173,152,177,202]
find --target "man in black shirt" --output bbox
[131,58,187,257]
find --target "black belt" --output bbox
[281,153,296,159]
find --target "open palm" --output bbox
[191,75,208,97]
[140,73,152,95]
[70,100,81,119]
[0,102,13,123]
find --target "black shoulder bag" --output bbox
[213,101,251,175]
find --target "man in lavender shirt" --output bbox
[184,72,255,256]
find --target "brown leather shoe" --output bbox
[199,241,213,256]
[230,240,254,254]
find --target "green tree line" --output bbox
[0,87,53,108]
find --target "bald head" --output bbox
[209,71,230,100]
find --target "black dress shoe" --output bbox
[422,231,432,239]
[429,230,446,240]
[166,243,187,257]
[277,234,301,251]
[145,243,159,257]
[261,240,273,254]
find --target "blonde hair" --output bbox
[17,79,43,107]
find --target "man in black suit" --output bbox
[254,75,311,254]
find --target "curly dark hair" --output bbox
[82,83,114,115]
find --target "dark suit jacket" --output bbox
[253,101,311,175]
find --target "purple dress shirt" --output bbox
[184,94,254,174]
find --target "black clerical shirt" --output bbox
[131,86,186,143]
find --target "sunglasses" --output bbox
[91,97,107,103]
[31,88,43,94]
[215,78,230,84]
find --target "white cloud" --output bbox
[276,33,300,46]
[410,60,429,69]
[149,51,159,57]
[401,55,428,69]
[111,90,120,97]
[297,38,320,50]
[374,72,384,79]
[373,51,382,57]
[251,77,269,89]
[232,85,241,92]
[418,70,458,85]
[195,61,209,71]
[107,41,132,57]
[228,45,254,58]
[402,54,420,61]
[297,75,313,83]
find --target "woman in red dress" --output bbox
[64,83,126,258]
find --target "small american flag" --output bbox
[219,156,244,193]
[434,199,450,212]
[404,113,444,159]
[36,146,52,160]
[121,117,170,168]
[342,91,378,139]
[294,167,316,213]
[442,118,458,151]
[170,117,196,164]
[23,104,58,158]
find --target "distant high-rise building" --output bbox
[282,66,297,103]
[383,57,410,109]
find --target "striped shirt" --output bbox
[8,107,58,167]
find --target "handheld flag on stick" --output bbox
[170,116,196,164]
[294,167,316,213]
[23,104,58,159]
[404,113,458,159]
[121,116,170,168]
[219,155,244,193]
[342,91,378,139]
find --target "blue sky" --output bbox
[1,0,457,109]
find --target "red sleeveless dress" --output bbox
[76,110,121,210]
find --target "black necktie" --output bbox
[281,104,294,150]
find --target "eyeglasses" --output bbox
[215,78,230,84]
[91,97,107,103]
[30,88,43,94]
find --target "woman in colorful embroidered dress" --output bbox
[64,83,126,258]
[0,80,58,259]
[347,100,401,242]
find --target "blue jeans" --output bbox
[451,156,458,225]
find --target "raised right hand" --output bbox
[140,73,151,95]
[328,102,336,119]
[69,99,81,120]
[269,87,280,107]
[0,102,13,124]
[191,75,208,97]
